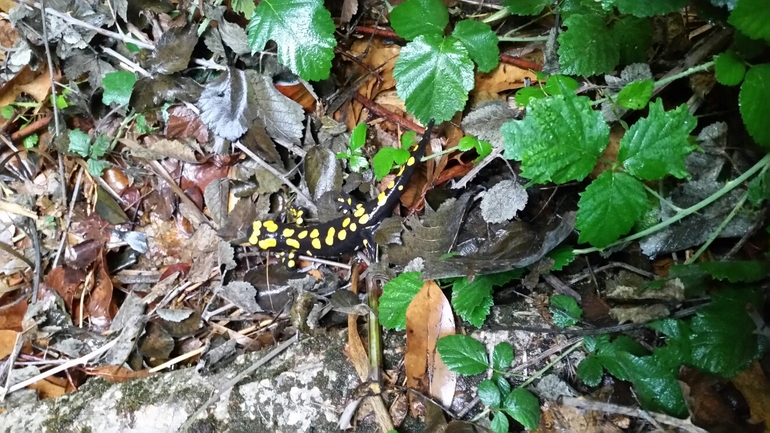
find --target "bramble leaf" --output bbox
[68,129,91,158]
[558,14,618,76]
[502,388,540,430]
[502,92,609,184]
[452,272,519,327]
[502,0,551,16]
[380,272,423,330]
[372,147,410,180]
[437,334,489,375]
[576,171,647,248]
[478,380,502,407]
[577,356,603,386]
[547,246,576,271]
[618,99,697,180]
[394,34,475,124]
[490,412,509,433]
[729,0,770,42]
[614,0,688,17]
[390,0,448,40]
[550,294,582,328]
[617,79,653,110]
[491,342,514,371]
[739,63,770,147]
[715,51,746,86]
[247,0,336,81]
[452,20,500,73]
[102,71,136,106]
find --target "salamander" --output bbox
[247,119,435,267]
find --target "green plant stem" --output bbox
[685,190,749,264]
[503,11,555,36]
[573,152,770,255]
[422,145,460,161]
[497,36,550,42]
[482,8,510,24]
[643,184,683,213]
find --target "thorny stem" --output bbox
[573,152,770,255]
[643,184,684,213]
[497,35,550,42]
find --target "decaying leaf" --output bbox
[197,67,258,142]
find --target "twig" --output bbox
[0,241,34,268]
[724,206,768,259]
[686,188,750,264]
[354,26,400,40]
[566,261,656,285]
[39,0,60,137]
[52,168,83,268]
[352,93,426,135]
[18,0,155,50]
[179,333,299,432]
[10,115,52,142]
[25,217,41,303]
[559,396,710,433]
[0,332,24,401]
[101,46,151,78]
[232,140,317,213]
[148,160,209,226]
[499,53,542,71]
[2,337,119,395]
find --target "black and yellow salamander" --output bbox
[248,119,435,267]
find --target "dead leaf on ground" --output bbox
[405,280,456,408]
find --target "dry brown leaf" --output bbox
[0,329,19,358]
[27,376,67,399]
[18,68,61,103]
[538,400,623,433]
[346,39,401,128]
[473,62,538,96]
[731,361,770,426]
[405,280,456,407]
[86,365,151,382]
[591,123,623,178]
[0,65,35,108]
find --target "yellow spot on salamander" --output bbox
[342,218,351,228]
[298,230,308,239]
[354,207,366,217]
[286,238,300,249]
[310,228,320,238]
[358,214,370,225]
[406,156,416,166]
[258,238,277,249]
[396,165,405,177]
[387,180,395,189]
[377,191,387,206]
[249,221,262,244]
[306,250,313,256]
[283,228,295,237]
[398,185,404,191]
[289,252,295,259]
[338,230,347,241]
[363,239,369,247]
[325,227,336,246]
[311,238,322,249]
[349,223,357,231]
[287,260,296,268]
[263,220,279,233]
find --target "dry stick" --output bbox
[179,333,299,432]
[566,261,656,285]
[2,337,119,395]
[148,160,208,226]
[10,115,52,142]
[0,332,24,401]
[352,93,426,135]
[52,168,83,268]
[18,0,155,50]
[560,396,710,433]
[232,140,317,213]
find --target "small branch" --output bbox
[354,26,400,40]
[499,53,542,71]
[352,93,426,134]
[52,168,83,268]
[497,35,549,42]
[685,189,749,264]
[10,115,52,142]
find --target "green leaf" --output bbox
[452,20,500,73]
[134,114,156,134]
[698,261,770,282]
[593,336,648,381]
[617,79,654,110]
[614,0,688,17]
[491,342,514,371]
[232,0,255,16]
[390,0,448,40]
[502,388,540,430]
[0,105,13,119]
[22,133,38,149]
[394,34,475,124]
[490,411,509,433]
[690,290,764,377]
[576,171,648,248]
[400,130,418,149]
[547,246,576,271]
[618,351,687,416]
[747,171,770,206]
[493,372,511,395]
[729,0,770,42]
[350,123,368,151]
[583,336,599,353]
[87,159,112,177]
[502,0,552,15]
[612,15,652,65]
[550,294,582,328]
[558,14,618,76]
[372,147,411,180]
[452,272,519,327]
[714,51,747,86]
[739,63,770,147]
[349,155,369,172]
[90,135,112,159]
[102,71,136,106]
[577,356,603,386]
[437,334,490,375]
[380,272,424,330]
[618,99,697,180]
[514,86,547,106]
[734,30,767,60]
[68,129,91,158]
[542,75,580,95]
[501,92,609,184]
[478,380,502,407]
[247,0,336,81]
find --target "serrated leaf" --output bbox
[739,63,770,147]
[493,372,511,395]
[515,86,547,106]
[436,334,489,375]
[612,15,652,65]
[372,147,411,180]
[246,0,337,81]
[478,380,502,407]
[698,261,770,282]
[547,246,576,271]
[248,72,305,144]
[452,20,500,73]
[452,273,517,327]
[480,180,527,224]
[87,159,111,177]
[23,133,38,149]
[491,342,514,371]
[380,272,424,330]
[68,129,91,158]
[390,0,448,40]
[90,135,111,159]
[617,351,687,416]
[617,79,653,110]
[350,123,367,150]
[542,75,580,95]
[576,171,647,248]
[747,172,770,206]
[558,14,618,76]
[146,25,199,75]
[619,100,697,180]
[197,68,258,142]
[728,0,770,42]
[394,34,475,124]
[715,51,747,86]
[577,356,603,386]
[490,412,509,433]
[102,71,136,106]
[550,294,582,327]
[614,0,688,17]
[502,388,540,430]
[690,290,763,377]
[502,0,552,15]
[502,92,609,184]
